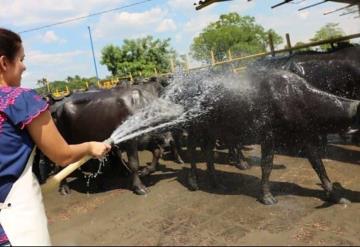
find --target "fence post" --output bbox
[286,33,293,55]
[268,33,275,57]
[129,73,133,83]
[210,50,216,65]
[228,49,233,61]
[45,78,50,93]
[184,55,189,72]
[154,67,158,76]
[170,58,175,73]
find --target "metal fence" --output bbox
[49,31,360,95]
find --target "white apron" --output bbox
[0,148,51,246]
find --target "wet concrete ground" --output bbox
[44,141,360,245]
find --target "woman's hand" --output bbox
[89,142,112,159]
[28,110,112,166]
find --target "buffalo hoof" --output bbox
[328,193,351,205]
[138,166,156,177]
[261,193,278,205]
[133,185,149,195]
[338,198,351,204]
[188,174,199,191]
[175,157,185,164]
[326,183,351,204]
[235,161,250,170]
[59,184,71,196]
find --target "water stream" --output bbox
[108,69,254,145]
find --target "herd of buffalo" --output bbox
[34,44,360,206]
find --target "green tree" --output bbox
[291,42,313,52]
[37,77,50,88]
[310,23,345,51]
[100,36,177,77]
[190,13,283,63]
[35,75,98,95]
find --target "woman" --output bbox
[0,28,111,246]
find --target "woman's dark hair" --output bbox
[0,28,22,62]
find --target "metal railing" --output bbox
[48,32,360,95]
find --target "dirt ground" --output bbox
[43,138,360,246]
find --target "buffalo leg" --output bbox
[59,179,71,196]
[170,137,184,164]
[202,138,226,190]
[320,134,328,155]
[304,141,350,204]
[260,133,277,205]
[139,146,162,177]
[236,145,250,170]
[52,164,71,195]
[187,131,199,191]
[229,143,250,170]
[125,140,148,195]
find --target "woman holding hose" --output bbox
[0,27,111,246]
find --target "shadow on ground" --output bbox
[67,142,360,206]
[174,167,360,207]
[67,162,179,195]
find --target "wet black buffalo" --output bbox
[35,80,183,194]
[132,76,186,167]
[253,45,360,144]
[51,85,172,195]
[33,93,75,189]
[253,46,360,100]
[175,69,360,205]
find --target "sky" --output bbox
[1,0,359,88]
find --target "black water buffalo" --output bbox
[53,85,171,195]
[253,46,360,100]
[155,74,250,170]
[172,68,359,205]
[33,93,75,191]
[132,76,186,168]
[253,45,360,144]
[36,80,183,194]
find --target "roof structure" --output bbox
[194,0,360,18]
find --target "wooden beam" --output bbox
[286,33,292,55]
[323,3,355,15]
[195,0,233,10]
[298,0,327,11]
[268,33,275,57]
[340,9,359,16]
[271,0,294,9]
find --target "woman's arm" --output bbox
[27,110,110,167]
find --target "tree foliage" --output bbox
[35,75,98,95]
[190,13,283,63]
[293,42,313,52]
[310,23,345,51]
[100,36,176,77]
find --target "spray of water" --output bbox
[108,68,256,145]
[110,97,184,143]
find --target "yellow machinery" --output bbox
[51,86,70,98]
[98,78,120,89]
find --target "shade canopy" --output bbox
[194,0,360,18]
